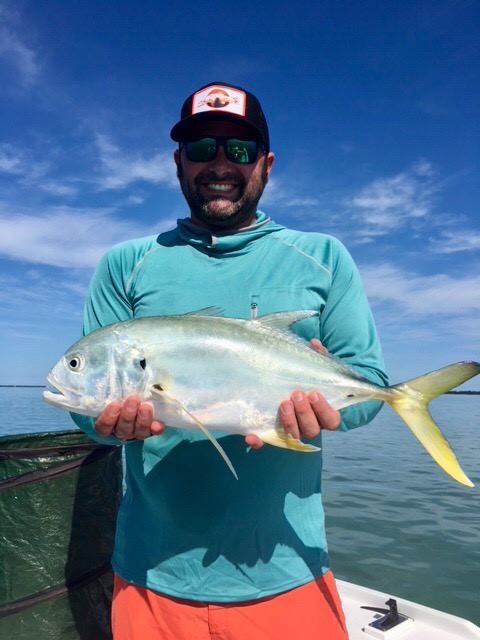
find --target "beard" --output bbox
[178,161,269,230]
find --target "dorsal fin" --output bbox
[181,306,224,318]
[255,311,318,332]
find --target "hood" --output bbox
[176,211,284,255]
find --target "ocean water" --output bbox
[1,388,479,624]
[0,387,76,435]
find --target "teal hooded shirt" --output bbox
[72,212,388,602]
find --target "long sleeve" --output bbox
[320,239,388,430]
[70,244,137,444]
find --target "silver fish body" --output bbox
[43,311,479,486]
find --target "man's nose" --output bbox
[208,144,232,171]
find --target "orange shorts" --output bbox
[112,571,349,640]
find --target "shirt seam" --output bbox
[268,235,332,278]
[125,245,163,298]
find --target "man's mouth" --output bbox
[201,181,239,194]
[205,183,236,192]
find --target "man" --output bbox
[73,82,388,640]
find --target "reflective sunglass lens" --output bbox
[225,139,258,164]
[185,138,217,162]
[184,138,260,164]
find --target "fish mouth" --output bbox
[43,374,101,417]
[43,375,72,409]
[43,374,84,411]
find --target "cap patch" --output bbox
[192,85,246,117]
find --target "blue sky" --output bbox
[0,0,478,386]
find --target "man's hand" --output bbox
[245,339,341,449]
[94,395,166,441]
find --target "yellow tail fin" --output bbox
[388,362,479,487]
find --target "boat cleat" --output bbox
[361,598,414,638]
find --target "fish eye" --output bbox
[139,358,146,370]
[66,355,84,371]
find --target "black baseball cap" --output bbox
[170,82,270,152]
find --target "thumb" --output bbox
[310,338,328,354]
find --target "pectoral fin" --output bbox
[259,429,320,452]
[150,386,238,480]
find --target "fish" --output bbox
[43,308,479,486]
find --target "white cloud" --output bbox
[260,176,320,209]
[0,204,176,268]
[0,143,24,173]
[95,134,178,190]
[0,142,77,197]
[36,181,78,197]
[0,142,50,181]
[0,16,39,85]
[284,196,320,207]
[429,229,480,254]
[126,194,145,205]
[0,270,83,308]
[261,160,459,245]
[349,160,438,242]
[0,270,86,344]
[360,262,480,317]
[0,134,177,197]
[412,158,435,177]
[358,262,480,356]
[259,177,281,205]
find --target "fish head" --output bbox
[43,327,151,416]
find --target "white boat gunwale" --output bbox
[336,579,480,640]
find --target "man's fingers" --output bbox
[150,420,166,436]
[291,391,321,439]
[307,392,341,430]
[94,397,166,440]
[310,338,328,354]
[94,403,121,437]
[279,400,300,439]
[245,434,264,449]
[279,389,341,440]
[135,403,166,438]
[134,403,155,440]
[114,396,141,440]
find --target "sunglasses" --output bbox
[182,137,263,164]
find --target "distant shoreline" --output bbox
[1,385,479,394]
[444,390,480,395]
[0,385,46,388]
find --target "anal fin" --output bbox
[259,429,320,452]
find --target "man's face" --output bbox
[174,120,274,230]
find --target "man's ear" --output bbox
[262,152,275,183]
[174,148,183,178]
[265,152,275,176]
